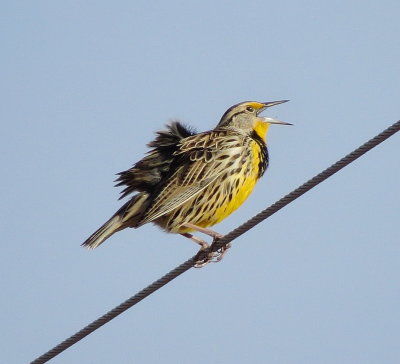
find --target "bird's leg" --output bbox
[181,223,223,239]
[180,233,213,268]
[181,223,230,267]
[180,233,209,250]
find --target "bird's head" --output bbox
[217,100,291,139]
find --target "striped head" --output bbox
[217,100,291,139]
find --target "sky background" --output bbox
[2,1,399,363]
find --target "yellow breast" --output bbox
[174,125,268,233]
[210,141,261,225]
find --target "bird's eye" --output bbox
[246,106,255,112]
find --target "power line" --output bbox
[31,120,400,364]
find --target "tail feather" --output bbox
[82,215,123,249]
[82,193,150,249]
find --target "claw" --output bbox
[215,242,231,262]
[180,224,230,267]
[193,238,231,268]
[193,248,220,268]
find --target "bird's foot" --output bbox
[181,233,213,267]
[194,240,231,268]
[181,224,230,267]
[180,233,229,268]
[214,242,231,262]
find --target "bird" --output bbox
[82,100,291,266]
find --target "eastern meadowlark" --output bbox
[82,101,291,265]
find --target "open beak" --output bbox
[262,100,290,109]
[259,100,292,125]
[262,117,292,126]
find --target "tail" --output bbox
[82,193,150,249]
[81,214,124,249]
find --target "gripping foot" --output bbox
[181,226,230,267]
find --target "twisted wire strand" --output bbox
[31,258,196,364]
[31,120,399,364]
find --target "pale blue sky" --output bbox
[1,1,399,363]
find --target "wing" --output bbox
[115,121,195,199]
[137,129,244,225]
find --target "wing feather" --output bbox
[137,130,243,225]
